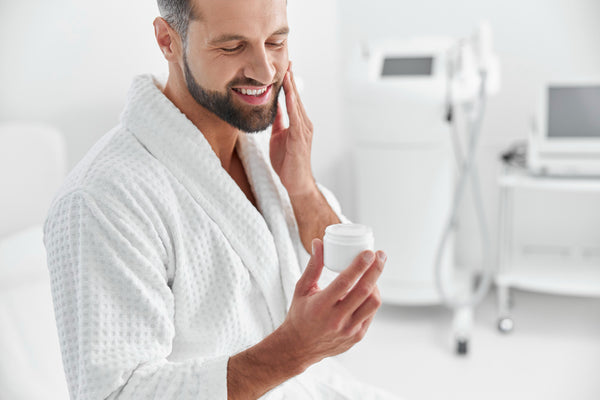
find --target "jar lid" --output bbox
[324,223,373,244]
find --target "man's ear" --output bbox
[153,17,183,62]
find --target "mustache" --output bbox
[227,75,284,88]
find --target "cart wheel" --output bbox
[456,338,468,355]
[497,317,514,333]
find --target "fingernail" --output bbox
[362,251,375,263]
[312,240,317,255]
[377,251,387,262]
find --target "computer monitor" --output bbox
[528,80,600,176]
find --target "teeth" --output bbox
[236,87,267,96]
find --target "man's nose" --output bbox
[243,46,277,85]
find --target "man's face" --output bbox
[182,0,289,133]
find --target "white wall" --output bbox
[0,0,166,169]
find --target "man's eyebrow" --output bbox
[271,27,290,36]
[208,34,246,45]
[208,27,290,45]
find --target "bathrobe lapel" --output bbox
[120,75,294,328]
[236,133,303,310]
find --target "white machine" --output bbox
[345,23,500,354]
[528,80,600,176]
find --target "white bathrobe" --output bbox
[43,75,400,400]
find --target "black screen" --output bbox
[381,57,433,76]
[548,86,600,138]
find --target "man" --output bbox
[44,0,398,398]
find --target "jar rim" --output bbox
[324,223,373,242]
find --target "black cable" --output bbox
[500,141,528,169]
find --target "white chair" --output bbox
[0,122,69,399]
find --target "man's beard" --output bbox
[183,53,282,133]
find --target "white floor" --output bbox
[337,287,600,400]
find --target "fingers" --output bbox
[324,250,376,303]
[295,239,324,296]
[288,66,308,118]
[283,63,313,133]
[351,286,382,327]
[337,251,385,314]
[282,70,301,129]
[271,102,286,134]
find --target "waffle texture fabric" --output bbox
[43,74,400,400]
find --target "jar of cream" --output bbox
[323,223,374,272]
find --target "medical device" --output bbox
[528,81,600,176]
[345,22,500,354]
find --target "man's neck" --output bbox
[162,71,240,172]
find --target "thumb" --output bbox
[295,239,324,296]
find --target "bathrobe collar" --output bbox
[120,74,302,328]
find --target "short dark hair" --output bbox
[157,0,195,43]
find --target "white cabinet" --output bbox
[496,167,600,332]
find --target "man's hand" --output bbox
[270,62,316,198]
[281,238,386,368]
[227,239,385,399]
[269,62,340,252]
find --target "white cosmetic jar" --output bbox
[323,223,374,272]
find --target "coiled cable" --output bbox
[434,70,494,309]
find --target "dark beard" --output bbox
[183,53,282,133]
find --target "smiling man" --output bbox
[43,0,399,399]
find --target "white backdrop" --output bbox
[0,1,166,170]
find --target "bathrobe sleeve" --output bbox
[44,190,229,400]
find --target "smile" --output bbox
[232,85,272,105]
[233,86,268,96]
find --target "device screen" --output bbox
[548,86,600,138]
[381,57,433,77]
